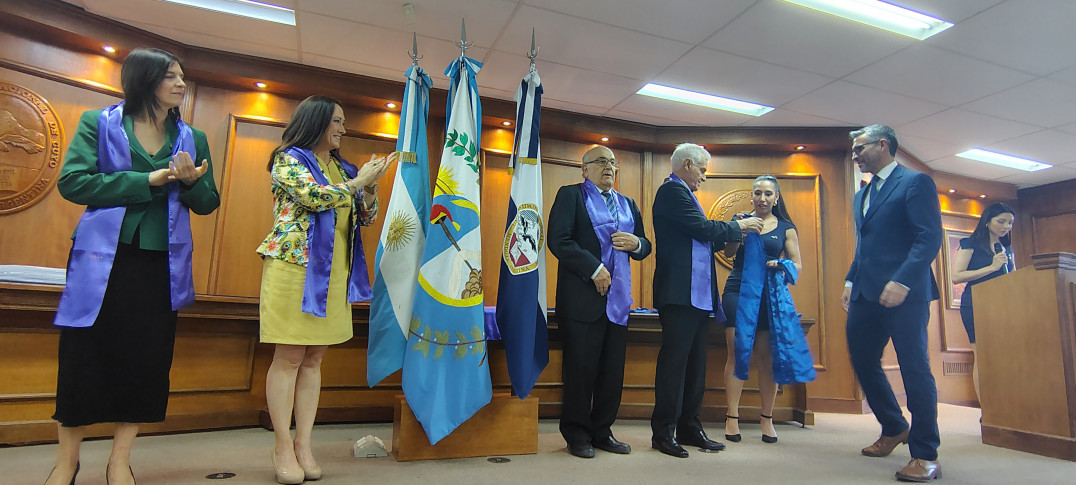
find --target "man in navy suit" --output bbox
[649,143,763,458]
[842,125,943,482]
[548,145,652,458]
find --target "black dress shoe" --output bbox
[593,436,631,454]
[678,431,726,451]
[651,438,689,458]
[566,442,595,458]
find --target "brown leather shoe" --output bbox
[896,458,941,482]
[861,429,910,457]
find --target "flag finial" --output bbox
[408,32,422,66]
[456,18,473,58]
[527,28,539,72]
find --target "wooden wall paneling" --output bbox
[1031,211,1076,255]
[479,151,512,304]
[0,331,59,399]
[537,156,587,309]
[169,334,255,393]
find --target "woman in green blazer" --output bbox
[44,48,219,485]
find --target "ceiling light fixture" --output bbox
[501,121,512,126]
[979,194,987,198]
[600,137,610,142]
[254,82,267,88]
[956,148,1052,172]
[385,102,397,109]
[636,83,774,117]
[102,45,116,53]
[157,0,296,26]
[781,0,953,40]
[948,189,956,193]
[796,145,806,150]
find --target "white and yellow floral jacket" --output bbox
[256,151,377,266]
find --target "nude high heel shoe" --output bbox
[294,443,322,481]
[272,448,304,485]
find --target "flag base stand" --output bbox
[391,393,538,461]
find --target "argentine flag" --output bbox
[367,65,432,387]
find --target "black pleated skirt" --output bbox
[53,242,178,427]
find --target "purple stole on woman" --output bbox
[733,232,815,383]
[665,174,724,321]
[54,103,196,327]
[581,179,634,325]
[283,147,372,317]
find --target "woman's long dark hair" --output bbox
[754,175,794,226]
[267,95,341,171]
[121,48,184,125]
[970,202,1015,252]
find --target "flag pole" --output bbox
[456,19,473,58]
[408,32,422,66]
[527,28,539,72]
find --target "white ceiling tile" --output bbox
[603,109,704,127]
[541,98,609,119]
[300,54,409,85]
[522,0,754,44]
[612,94,761,126]
[983,130,1076,166]
[1047,65,1076,88]
[927,155,1025,180]
[704,0,915,78]
[991,165,1076,188]
[478,52,645,110]
[295,0,517,46]
[496,6,692,80]
[1055,121,1076,136]
[127,23,300,61]
[781,81,946,127]
[897,135,968,163]
[927,0,1076,75]
[894,0,1005,22]
[653,47,834,107]
[896,109,1040,147]
[845,44,1032,105]
[740,108,845,127]
[961,78,1076,128]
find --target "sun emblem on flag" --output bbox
[434,165,460,197]
[385,210,417,252]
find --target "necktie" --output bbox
[602,190,619,224]
[866,175,882,214]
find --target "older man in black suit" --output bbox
[548,145,652,458]
[650,143,763,458]
[843,125,943,482]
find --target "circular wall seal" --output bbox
[0,81,64,214]
[708,189,754,269]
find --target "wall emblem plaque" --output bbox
[0,81,64,214]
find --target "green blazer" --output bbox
[58,109,220,251]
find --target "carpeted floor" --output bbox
[4,403,1074,484]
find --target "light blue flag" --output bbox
[367,65,433,387]
[496,68,548,399]
[402,56,491,445]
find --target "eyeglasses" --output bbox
[585,157,618,168]
[852,140,880,154]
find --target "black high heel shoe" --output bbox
[44,461,79,485]
[761,414,778,443]
[105,464,136,485]
[724,415,741,442]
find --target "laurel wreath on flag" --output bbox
[445,129,479,176]
[409,315,487,363]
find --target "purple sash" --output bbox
[581,179,634,325]
[666,174,715,314]
[283,147,372,317]
[54,103,196,327]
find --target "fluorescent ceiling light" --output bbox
[636,83,774,117]
[956,149,1052,172]
[158,0,295,25]
[782,0,953,40]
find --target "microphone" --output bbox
[994,242,1012,274]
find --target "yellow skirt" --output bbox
[259,253,353,346]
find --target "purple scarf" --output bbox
[581,180,635,325]
[54,103,195,327]
[283,147,372,317]
[666,174,720,317]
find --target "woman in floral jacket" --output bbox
[258,95,394,484]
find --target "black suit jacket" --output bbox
[846,164,942,303]
[548,183,652,322]
[651,179,742,310]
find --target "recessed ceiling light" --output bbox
[158,0,296,26]
[600,137,610,142]
[979,194,987,198]
[956,148,1052,172]
[948,189,956,193]
[254,82,267,88]
[781,0,953,40]
[796,145,806,150]
[501,121,512,126]
[102,45,116,53]
[636,83,774,117]
[385,102,397,109]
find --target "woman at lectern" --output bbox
[951,202,1016,406]
[46,48,220,485]
[257,96,393,484]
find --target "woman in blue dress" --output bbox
[950,202,1015,405]
[720,175,802,444]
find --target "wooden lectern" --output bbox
[974,252,1076,461]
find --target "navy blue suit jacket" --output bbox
[846,164,942,303]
